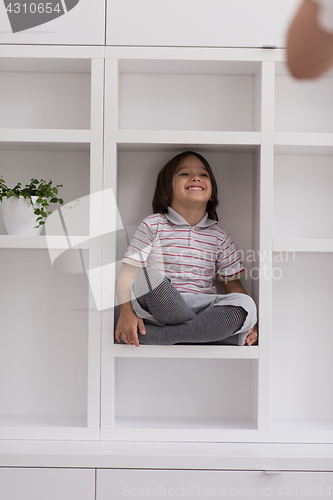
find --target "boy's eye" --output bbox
[178,172,209,177]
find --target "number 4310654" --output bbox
[5,3,62,14]
[276,485,332,496]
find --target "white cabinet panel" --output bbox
[0,51,103,440]
[0,468,95,500]
[0,0,105,45]
[97,469,333,500]
[107,0,300,47]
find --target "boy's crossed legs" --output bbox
[132,267,247,345]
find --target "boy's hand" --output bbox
[115,310,146,347]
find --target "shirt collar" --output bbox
[165,207,217,228]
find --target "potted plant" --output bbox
[0,177,64,235]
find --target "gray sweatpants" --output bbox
[124,267,257,346]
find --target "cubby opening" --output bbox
[275,63,333,134]
[118,60,262,132]
[273,153,333,239]
[0,148,90,236]
[115,357,257,430]
[0,59,91,130]
[0,250,89,430]
[115,147,260,298]
[271,253,333,431]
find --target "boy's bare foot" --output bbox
[246,324,258,346]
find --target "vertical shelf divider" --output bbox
[87,58,105,431]
[101,57,119,435]
[257,60,275,431]
[250,62,263,429]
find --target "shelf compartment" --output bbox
[118,61,261,133]
[275,64,333,133]
[272,254,333,428]
[0,236,90,250]
[0,250,95,439]
[116,148,259,297]
[273,152,333,239]
[0,148,90,236]
[113,344,258,359]
[114,358,256,432]
[0,67,91,130]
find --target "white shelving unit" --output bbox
[101,47,267,442]
[100,47,333,444]
[1,45,333,446]
[0,45,104,440]
[272,61,333,441]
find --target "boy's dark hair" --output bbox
[152,151,219,221]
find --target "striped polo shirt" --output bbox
[122,207,245,294]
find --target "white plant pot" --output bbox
[2,196,44,236]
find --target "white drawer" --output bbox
[0,468,95,500]
[97,469,333,500]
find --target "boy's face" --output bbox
[171,155,212,211]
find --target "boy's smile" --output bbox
[170,155,212,221]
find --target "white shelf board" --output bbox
[275,59,333,76]
[0,415,99,440]
[117,131,261,152]
[271,419,333,431]
[274,133,333,154]
[115,417,256,430]
[0,129,90,150]
[3,440,333,470]
[105,425,333,444]
[107,46,285,67]
[103,422,261,443]
[273,238,333,253]
[0,415,87,428]
[0,235,90,249]
[0,46,105,67]
[113,344,258,359]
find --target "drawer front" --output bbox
[0,468,95,500]
[97,469,333,500]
